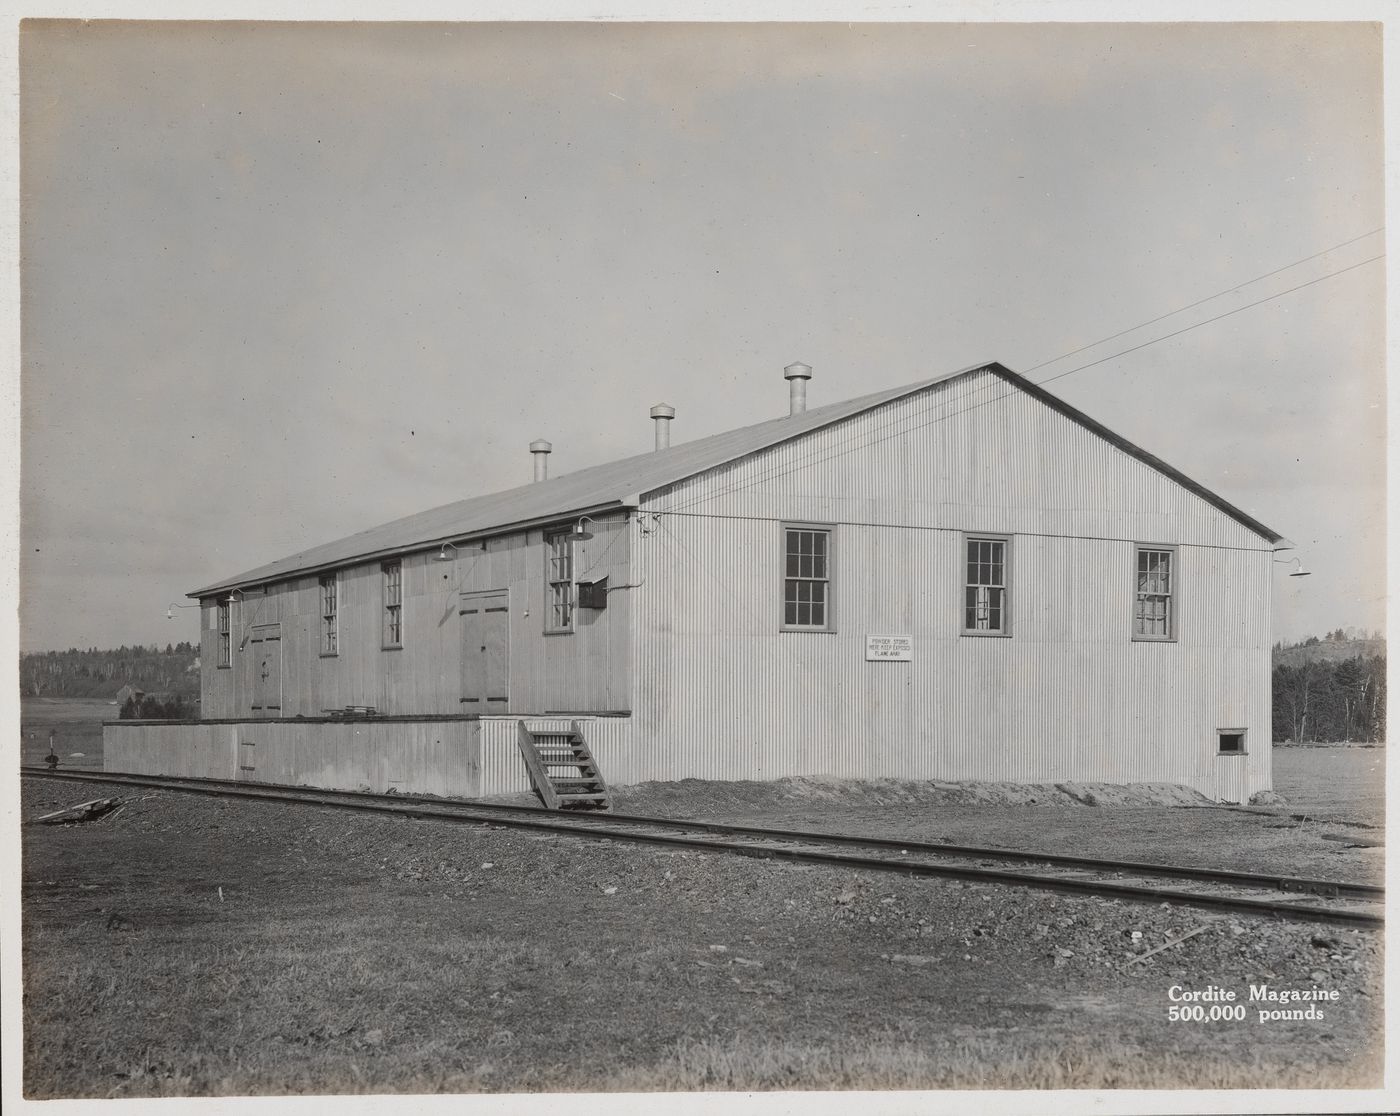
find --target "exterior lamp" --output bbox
[167,601,199,620]
[571,516,596,542]
[224,589,245,603]
[1274,557,1311,578]
[435,542,460,562]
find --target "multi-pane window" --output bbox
[782,526,832,629]
[216,601,231,668]
[546,531,574,632]
[1134,546,1175,640]
[964,537,1009,634]
[382,561,403,648]
[319,574,338,655]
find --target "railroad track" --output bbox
[21,766,1384,929]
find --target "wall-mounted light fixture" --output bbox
[166,601,199,620]
[1274,557,1311,577]
[224,588,246,603]
[571,516,596,542]
[435,542,460,562]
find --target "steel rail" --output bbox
[21,767,1383,929]
[23,766,1380,901]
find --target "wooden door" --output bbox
[460,590,510,713]
[250,624,282,717]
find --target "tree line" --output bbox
[1272,635,1385,744]
[20,644,199,700]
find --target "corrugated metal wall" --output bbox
[199,513,632,718]
[106,715,635,801]
[105,721,240,780]
[629,369,1274,801]
[105,718,482,797]
[478,716,636,797]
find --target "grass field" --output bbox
[1272,744,1385,824]
[19,699,110,768]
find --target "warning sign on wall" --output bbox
[865,634,913,661]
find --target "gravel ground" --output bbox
[20,775,1384,1096]
[525,770,1384,883]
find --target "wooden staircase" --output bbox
[516,721,611,811]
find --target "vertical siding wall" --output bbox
[631,369,1274,801]
[198,514,631,718]
[478,716,636,797]
[105,721,240,780]
[104,718,482,797]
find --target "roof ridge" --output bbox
[189,358,1279,595]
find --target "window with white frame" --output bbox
[382,561,403,648]
[216,601,231,668]
[545,531,574,632]
[963,536,1009,635]
[782,525,833,629]
[319,573,338,655]
[1134,546,1175,640]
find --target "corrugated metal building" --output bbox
[106,361,1285,803]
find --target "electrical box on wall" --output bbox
[578,578,609,609]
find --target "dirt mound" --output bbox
[605,776,1215,816]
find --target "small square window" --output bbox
[1218,730,1246,755]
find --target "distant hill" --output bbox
[1272,633,1385,744]
[20,644,200,700]
[1274,636,1385,671]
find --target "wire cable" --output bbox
[1022,226,1384,375]
[1033,252,1383,389]
[668,249,1384,514]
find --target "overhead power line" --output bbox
[1024,226,1384,375]
[670,241,1385,513]
[1034,252,1384,389]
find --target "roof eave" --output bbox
[187,497,630,599]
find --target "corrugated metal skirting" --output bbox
[478,717,636,797]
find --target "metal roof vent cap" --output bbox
[529,438,553,482]
[784,362,812,415]
[649,403,676,451]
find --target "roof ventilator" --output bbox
[529,439,552,482]
[650,403,675,450]
[784,362,812,415]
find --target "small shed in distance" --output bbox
[106,361,1284,804]
[114,685,145,706]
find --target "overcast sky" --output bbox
[17,18,1385,651]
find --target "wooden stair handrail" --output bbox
[515,720,611,811]
[516,721,560,810]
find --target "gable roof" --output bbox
[191,361,1282,596]
[190,363,980,596]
